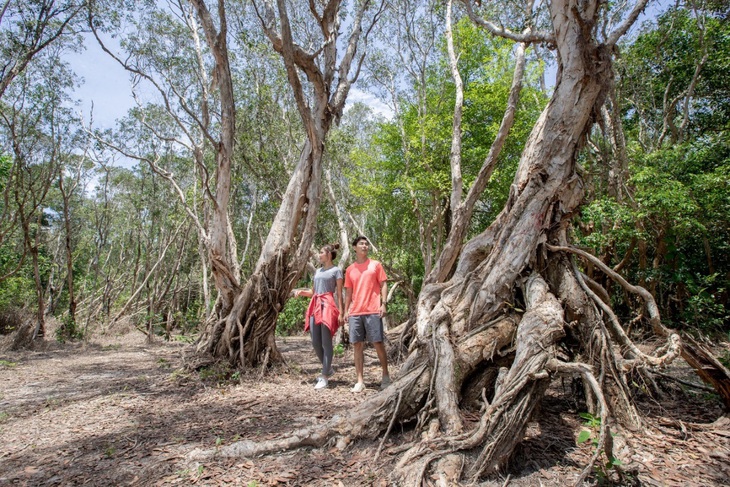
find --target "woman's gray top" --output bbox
[313,266,343,294]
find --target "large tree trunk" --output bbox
[376,0,618,471]
[198,137,326,366]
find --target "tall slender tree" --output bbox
[88,0,384,366]
[0,50,75,337]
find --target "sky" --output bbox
[67,33,133,130]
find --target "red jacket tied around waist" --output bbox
[304,292,340,336]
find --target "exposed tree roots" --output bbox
[549,243,730,412]
[188,360,432,463]
[186,243,728,485]
[186,0,730,477]
[196,253,296,369]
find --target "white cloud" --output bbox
[346,87,394,120]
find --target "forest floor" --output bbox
[0,324,729,486]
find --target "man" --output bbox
[344,236,391,393]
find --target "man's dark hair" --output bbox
[351,235,369,247]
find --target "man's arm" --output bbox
[380,280,387,317]
[336,279,344,313]
[344,287,352,320]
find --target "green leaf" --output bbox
[577,429,592,444]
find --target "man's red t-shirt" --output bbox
[345,259,387,316]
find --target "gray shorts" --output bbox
[349,314,384,343]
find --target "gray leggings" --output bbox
[310,318,333,377]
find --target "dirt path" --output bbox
[1,332,728,486]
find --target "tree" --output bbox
[0,49,77,338]
[0,0,84,308]
[0,0,85,99]
[353,16,545,288]
[619,5,729,148]
[49,138,94,339]
[201,0,385,366]
[192,0,729,481]
[577,2,730,334]
[363,0,445,279]
[342,12,546,343]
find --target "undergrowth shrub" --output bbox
[55,315,84,343]
[276,298,308,336]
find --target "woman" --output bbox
[293,243,344,389]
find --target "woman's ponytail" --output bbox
[323,242,340,260]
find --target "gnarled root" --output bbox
[393,273,564,483]
[549,243,730,411]
[195,269,289,369]
[548,360,611,486]
[188,245,726,484]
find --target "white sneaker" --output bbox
[351,382,365,393]
[314,377,328,389]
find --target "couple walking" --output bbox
[293,236,391,392]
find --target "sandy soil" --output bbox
[0,329,728,486]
